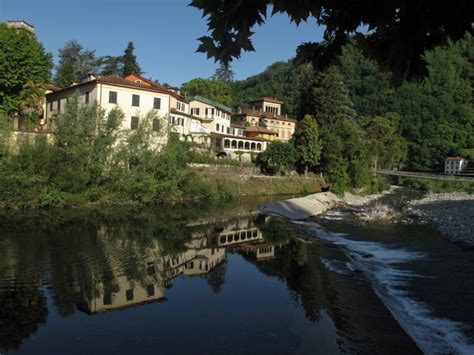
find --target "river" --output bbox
[0,193,473,354]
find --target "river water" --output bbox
[0,194,473,354]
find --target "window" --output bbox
[154,97,161,109]
[103,293,112,305]
[135,80,141,84]
[146,285,155,297]
[216,123,220,131]
[85,91,90,104]
[49,101,53,111]
[152,118,160,132]
[192,108,200,116]
[221,125,224,133]
[126,289,134,301]
[132,94,140,107]
[109,91,117,104]
[227,127,230,134]
[131,116,139,130]
[58,99,61,112]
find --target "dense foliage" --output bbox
[293,115,321,176]
[121,41,142,76]
[54,40,101,88]
[0,97,234,208]
[54,41,143,88]
[0,24,53,119]
[191,0,474,79]
[256,140,297,175]
[180,78,233,107]
[232,60,300,114]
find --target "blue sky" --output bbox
[0,0,325,86]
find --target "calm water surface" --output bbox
[0,194,473,354]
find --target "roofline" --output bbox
[248,97,284,104]
[5,19,35,28]
[45,78,177,99]
[186,95,232,113]
[232,111,297,123]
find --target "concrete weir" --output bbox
[259,192,342,220]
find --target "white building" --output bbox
[45,75,285,159]
[45,74,174,143]
[444,157,468,175]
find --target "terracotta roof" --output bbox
[446,157,464,161]
[248,97,283,104]
[45,75,184,100]
[97,76,172,94]
[245,125,277,135]
[233,109,296,123]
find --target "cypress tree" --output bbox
[122,41,142,76]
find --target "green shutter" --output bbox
[131,116,139,130]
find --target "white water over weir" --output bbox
[295,220,474,355]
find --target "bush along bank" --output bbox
[0,97,323,209]
[0,97,240,209]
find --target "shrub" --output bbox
[256,141,297,175]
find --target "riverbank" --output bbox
[405,192,474,248]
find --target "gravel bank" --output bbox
[406,192,474,248]
[343,186,399,206]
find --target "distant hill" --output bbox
[231,60,300,115]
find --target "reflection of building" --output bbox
[76,214,276,314]
[76,235,227,314]
[77,273,166,314]
[240,243,286,262]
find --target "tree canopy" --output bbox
[0,24,52,117]
[54,40,101,88]
[212,62,235,83]
[191,0,474,79]
[122,41,142,76]
[180,78,233,107]
[294,115,321,176]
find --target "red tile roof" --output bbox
[446,157,464,161]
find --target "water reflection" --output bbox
[0,200,418,354]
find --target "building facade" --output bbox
[445,157,468,174]
[232,97,297,142]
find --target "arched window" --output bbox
[224,139,230,148]
[257,143,262,151]
[231,140,237,149]
[227,235,233,243]
[238,141,243,149]
[251,142,256,150]
[244,142,250,150]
